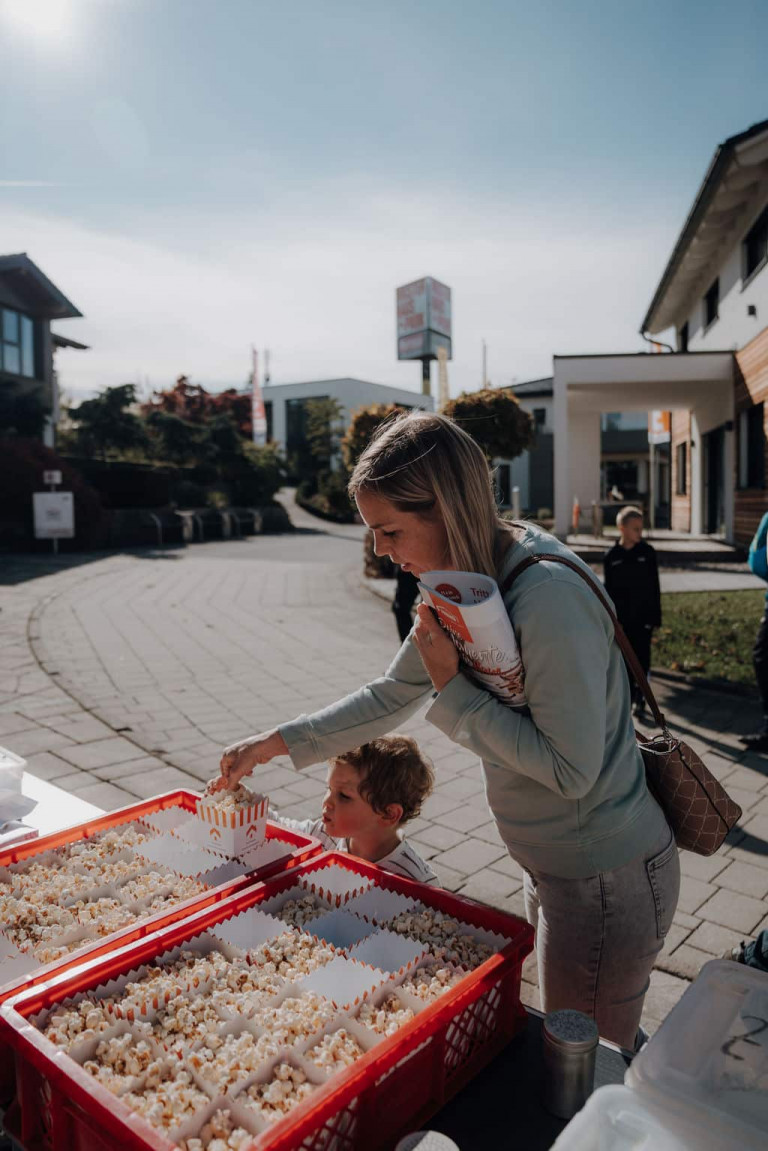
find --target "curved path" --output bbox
[2,491,766,1032]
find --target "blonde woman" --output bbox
[216,411,679,1050]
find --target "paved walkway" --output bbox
[1,494,766,1036]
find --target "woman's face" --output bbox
[356,490,451,577]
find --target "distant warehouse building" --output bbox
[261,377,434,464]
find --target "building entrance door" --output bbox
[703,425,726,535]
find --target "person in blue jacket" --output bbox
[740,511,768,751]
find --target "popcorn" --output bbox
[188,1029,266,1093]
[306,1028,364,1072]
[42,1000,112,1049]
[400,962,465,1002]
[82,1032,160,1093]
[203,782,259,811]
[149,995,228,1055]
[180,1109,252,1151]
[357,994,414,1036]
[240,1062,315,1123]
[246,931,334,980]
[252,993,336,1050]
[118,870,174,904]
[386,910,494,970]
[274,896,327,929]
[121,1067,209,1131]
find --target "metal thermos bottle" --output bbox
[541,1009,599,1119]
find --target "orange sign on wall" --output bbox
[648,411,671,445]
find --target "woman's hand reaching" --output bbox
[212,728,289,792]
[413,603,460,693]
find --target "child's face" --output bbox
[619,517,643,547]
[321,761,390,840]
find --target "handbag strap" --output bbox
[499,553,668,732]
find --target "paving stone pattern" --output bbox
[1,499,766,1036]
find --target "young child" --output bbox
[275,736,438,885]
[603,505,662,721]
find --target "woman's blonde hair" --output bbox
[348,410,509,577]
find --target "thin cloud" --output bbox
[0,193,674,401]
[0,181,67,187]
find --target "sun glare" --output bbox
[2,0,72,37]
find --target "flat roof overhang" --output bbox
[0,253,82,320]
[553,351,734,414]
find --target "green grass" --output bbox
[653,589,764,688]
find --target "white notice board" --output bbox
[33,492,75,539]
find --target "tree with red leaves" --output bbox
[143,376,253,438]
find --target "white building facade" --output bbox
[262,377,433,462]
[551,119,768,546]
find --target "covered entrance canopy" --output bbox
[553,351,735,539]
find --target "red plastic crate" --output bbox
[0,851,534,1151]
[0,789,322,1105]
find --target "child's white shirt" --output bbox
[275,815,439,886]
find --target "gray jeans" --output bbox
[523,824,680,1050]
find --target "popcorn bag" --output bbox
[195,786,268,858]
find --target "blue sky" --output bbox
[1,0,766,399]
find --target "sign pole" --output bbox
[51,476,58,555]
[421,357,431,396]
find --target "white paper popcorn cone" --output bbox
[299,865,373,905]
[194,791,268,857]
[346,930,428,976]
[297,956,387,1011]
[140,807,196,836]
[343,886,423,925]
[305,908,377,952]
[0,949,38,989]
[258,884,336,929]
[210,908,288,954]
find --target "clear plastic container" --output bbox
[626,959,768,1150]
[551,1085,692,1150]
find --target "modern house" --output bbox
[550,119,768,545]
[498,378,659,522]
[0,254,87,447]
[261,377,434,466]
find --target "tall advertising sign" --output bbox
[396,277,452,361]
[251,346,267,446]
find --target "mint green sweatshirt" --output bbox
[280,524,667,879]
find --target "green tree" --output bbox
[68,384,148,460]
[341,402,405,471]
[443,388,533,462]
[144,409,202,464]
[305,397,345,471]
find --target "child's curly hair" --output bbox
[334,736,434,825]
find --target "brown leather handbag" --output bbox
[502,553,742,856]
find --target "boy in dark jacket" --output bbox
[603,506,661,720]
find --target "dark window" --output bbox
[264,400,273,443]
[1,308,35,378]
[533,407,546,430]
[739,402,766,489]
[676,442,687,495]
[678,322,689,352]
[704,278,719,328]
[744,205,768,281]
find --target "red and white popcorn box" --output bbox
[194,791,268,858]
